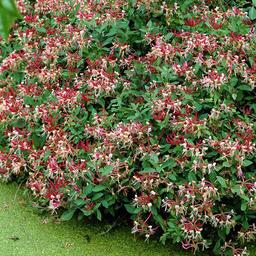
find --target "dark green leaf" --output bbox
[216,176,227,188]
[92,185,106,192]
[60,209,76,221]
[249,7,256,20]
[98,166,113,176]
[91,193,104,201]
[243,160,253,167]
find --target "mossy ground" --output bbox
[0,182,191,256]
[1,182,255,256]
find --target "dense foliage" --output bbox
[0,0,256,255]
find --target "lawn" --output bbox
[0,182,190,256]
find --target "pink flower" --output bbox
[185,18,201,27]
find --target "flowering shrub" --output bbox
[0,0,256,255]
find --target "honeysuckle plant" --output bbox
[0,0,255,255]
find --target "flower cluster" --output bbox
[0,0,255,255]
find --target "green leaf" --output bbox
[82,184,93,196]
[0,0,21,39]
[249,7,256,20]
[91,192,104,201]
[164,33,173,41]
[194,101,202,111]
[36,26,47,33]
[102,200,109,208]
[92,185,106,192]
[240,194,249,201]
[222,161,232,167]
[0,9,14,39]
[230,77,238,86]
[168,173,177,181]
[124,204,141,214]
[103,36,115,46]
[98,165,113,176]
[60,208,76,221]
[253,0,256,6]
[241,202,247,211]
[243,160,253,167]
[24,96,36,106]
[149,154,159,164]
[1,0,20,16]
[96,209,102,221]
[43,150,51,161]
[213,240,221,255]
[141,167,157,173]
[12,118,26,128]
[225,226,230,235]
[75,199,86,207]
[161,158,177,169]
[231,185,242,194]
[188,172,197,182]
[82,209,93,216]
[241,215,249,229]
[31,134,46,149]
[216,176,227,188]
[237,84,252,91]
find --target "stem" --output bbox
[144,211,152,224]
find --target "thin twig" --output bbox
[14,181,25,201]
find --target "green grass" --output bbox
[0,182,192,256]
